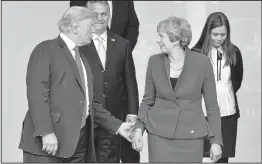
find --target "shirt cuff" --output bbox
[115,123,123,134]
[126,114,137,117]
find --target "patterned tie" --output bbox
[73,46,87,128]
[95,36,106,69]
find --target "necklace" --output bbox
[170,63,183,70]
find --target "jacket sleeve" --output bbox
[93,91,123,135]
[234,46,243,92]
[26,42,54,137]
[124,1,140,52]
[135,57,156,131]
[123,41,139,116]
[202,58,223,146]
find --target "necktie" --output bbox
[217,49,223,81]
[95,36,106,69]
[73,46,87,128]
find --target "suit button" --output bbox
[80,101,83,104]
[190,130,195,134]
[104,82,108,85]
[103,94,106,97]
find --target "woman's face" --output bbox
[157,32,174,53]
[210,25,227,48]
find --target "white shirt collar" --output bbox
[92,30,107,41]
[60,33,76,51]
[212,46,224,54]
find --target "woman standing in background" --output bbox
[192,12,244,163]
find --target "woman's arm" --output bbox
[134,56,156,131]
[202,58,223,146]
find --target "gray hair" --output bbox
[58,6,96,34]
[157,16,192,48]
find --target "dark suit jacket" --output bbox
[135,48,223,146]
[79,30,139,121]
[19,36,122,161]
[191,45,243,118]
[70,1,139,51]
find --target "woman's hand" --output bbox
[210,143,222,163]
[131,129,143,151]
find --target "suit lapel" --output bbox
[163,54,178,102]
[85,40,104,70]
[173,48,189,93]
[105,31,116,69]
[57,36,85,95]
[80,53,94,106]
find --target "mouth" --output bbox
[214,41,223,45]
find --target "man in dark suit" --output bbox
[19,6,134,163]
[77,1,140,163]
[70,0,139,52]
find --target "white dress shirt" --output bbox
[108,1,113,29]
[202,47,236,117]
[92,31,107,69]
[60,33,89,117]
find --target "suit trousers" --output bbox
[23,118,90,163]
[94,127,140,163]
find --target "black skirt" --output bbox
[203,113,238,157]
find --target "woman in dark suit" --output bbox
[191,12,243,163]
[130,16,223,163]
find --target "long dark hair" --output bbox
[192,12,236,66]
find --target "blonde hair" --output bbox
[58,6,96,33]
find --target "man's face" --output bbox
[76,18,95,46]
[88,3,110,34]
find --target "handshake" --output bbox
[118,115,143,152]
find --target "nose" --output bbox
[96,14,102,21]
[217,35,223,41]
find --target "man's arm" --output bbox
[92,97,123,135]
[26,42,54,137]
[124,1,139,52]
[123,41,139,121]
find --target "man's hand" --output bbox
[131,129,143,151]
[125,114,137,123]
[118,122,135,142]
[210,143,222,163]
[42,133,58,156]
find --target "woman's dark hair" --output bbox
[192,12,236,66]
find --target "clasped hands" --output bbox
[119,115,143,152]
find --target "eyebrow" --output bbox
[211,32,227,35]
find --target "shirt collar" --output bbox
[92,30,107,41]
[212,46,224,54]
[60,33,76,51]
